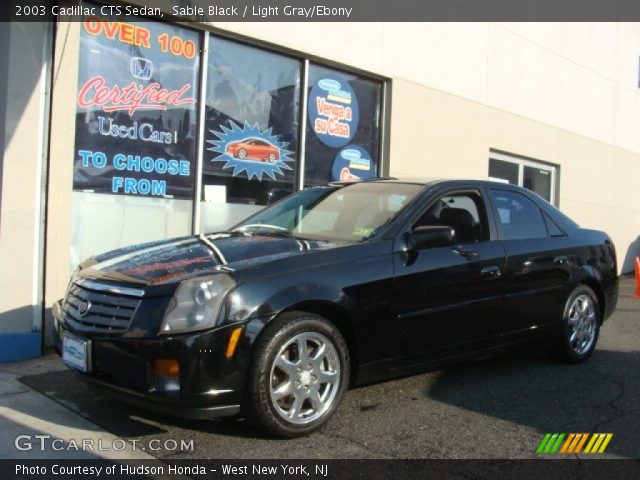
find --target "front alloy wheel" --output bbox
[245,312,349,437]
[269,332,340,424]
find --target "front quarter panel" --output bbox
[226,240,397,368]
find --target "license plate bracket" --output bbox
[62,332,91,373]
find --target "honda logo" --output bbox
[130,57,153,80]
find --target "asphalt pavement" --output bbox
[14,277,640,460]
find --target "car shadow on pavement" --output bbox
[19,369,271,441]
[17,346,640,458]
[425,347,640,458]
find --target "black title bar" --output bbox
[7,0,640,22]
[3,459,640,480]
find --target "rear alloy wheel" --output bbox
[555,285,600,363]
[245,312,349,437]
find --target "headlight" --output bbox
[159,274,235,335]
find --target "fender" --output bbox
[567,263,608,322]
[225,245,397,368]
[228,281,361,324]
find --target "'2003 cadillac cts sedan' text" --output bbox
[54,179,619,437]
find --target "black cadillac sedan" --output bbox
[54,179,618,437]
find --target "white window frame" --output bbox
[489,151,557,205]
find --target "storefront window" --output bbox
[70,10,386,251]
[488,151,557,205]
[200,37,301,232]
[71,5,200,265]
[304,64,382,187]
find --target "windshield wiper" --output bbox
[242,230,294,239]
[220,230,251,237]
[231,224,293,237]
[231,227,308,241]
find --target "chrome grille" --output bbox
[62,282,141,333]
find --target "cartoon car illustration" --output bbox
[226,138,280,163]
[339,167,361,182]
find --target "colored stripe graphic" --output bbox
[544,434,558,453]
[561,433,588,454]
[560,434,575,453]
[536,433,552,454]
[550,433,565,453]
[573,433,589,453]
[537,433,566,454]
[584,433,614,453]
[538,433,613,454]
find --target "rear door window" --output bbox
[490,189,548,240]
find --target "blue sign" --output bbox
[74,12,200,198]
[308,75,359,148]
[331,145,375,182]
[207,121,295,181]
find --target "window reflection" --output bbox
[304,64,382,187]
[201,38,301,211]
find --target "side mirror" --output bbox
[267,189,292,205]
[406,225,455,250]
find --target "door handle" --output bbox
[452,246,479,260]
[554,255,569,266]
[480,265,502,280]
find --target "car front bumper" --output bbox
[53,300,249,419]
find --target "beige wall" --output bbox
[0,23,50,334]
[43,22,79,335]
[389,79,640,272]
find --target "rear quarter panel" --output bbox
[564,229,618,320]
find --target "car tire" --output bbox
[269,153,276,162]
[244,312,350,437]
[238,148,247,159]
[553,285,601,363]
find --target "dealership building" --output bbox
[1,7,639,362]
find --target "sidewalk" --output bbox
[0,352,153,460]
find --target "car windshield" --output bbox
[229,182,423,243]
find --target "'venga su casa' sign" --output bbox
[73,7,200,199]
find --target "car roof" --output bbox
[334,177,518,189]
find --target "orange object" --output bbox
[574,433,590,453]
[154,359,179,377]
[226,138,280,163]
[636,257,640,299]
[225,327,244,359]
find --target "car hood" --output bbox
[77,233,340,286]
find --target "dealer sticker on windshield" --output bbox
[62,333,90,372]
